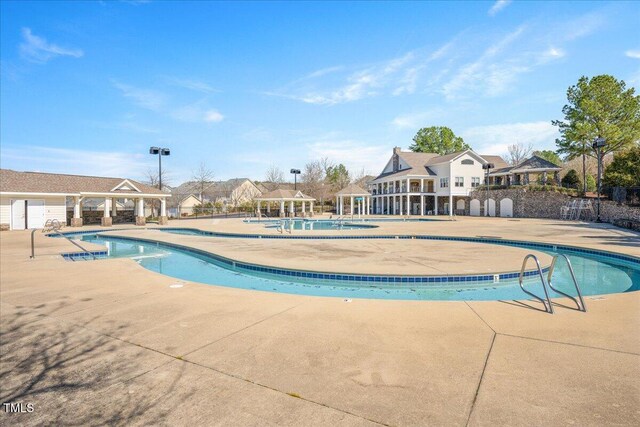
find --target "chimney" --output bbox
[393,146,401,155]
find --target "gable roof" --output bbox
[256,189,315,201]
[335,183,371,196]
[0,169,165,195]
[511,155,563,172]
[480,155,509,170]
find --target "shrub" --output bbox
[561,169,580,189]
[603,146,640,187]
[586,175,597,192]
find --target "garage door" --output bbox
[11,199,45,230]
[500,198,513,217]
[27,200,45,228]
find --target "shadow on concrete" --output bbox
[0,300,192,425]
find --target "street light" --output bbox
[482,163,495,217]
[592,137,606,223]
[290,169,301,190]
[149,147,170,190]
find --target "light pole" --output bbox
[290,169,301,190]
[149,147,170,190]
[592,137,606,223]
[482,163,495,216]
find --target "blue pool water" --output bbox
[74,233,640,301]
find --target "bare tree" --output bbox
[507,142,533,166]
[191,162,214,200]
[264,165,285,191]
[144,168,171,217]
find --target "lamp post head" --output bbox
[160,148,170,156]
[290,169,300,174]
[593,137,606,149]
[482,163,495,170]
[149,146,160,155]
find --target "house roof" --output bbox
[0,169,166,196]
[335,183,371,196]
[480,155,509,170]
[255,189,315,201]
[488,155,562,176]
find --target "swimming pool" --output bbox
[71,232,640,301]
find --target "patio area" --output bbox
[1,217,638,426]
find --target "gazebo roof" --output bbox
[336,183,371,196]
[255,189,315,201]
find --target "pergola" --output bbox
[255,189,315,218]
[335,184,371,216]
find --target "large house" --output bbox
[368,147,509,216]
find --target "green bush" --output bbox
[586,175,597,192]
[603,146,640,187]
[561,169,581,189]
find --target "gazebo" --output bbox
[255,189,315,218]
[335,184,371,216]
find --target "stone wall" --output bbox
[66,209,135,225]
[468,188,640,224]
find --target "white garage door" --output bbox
[484,199,496,217]
[500,198,513,217]
[470,199,480,216]
[27,200,45,229]
[11,200,26,230]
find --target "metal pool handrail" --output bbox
[519,254,554,314]
[547,254,587,312]
[31,219,97,260]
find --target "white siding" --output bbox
[449,154,484,197]
[0,196,66,229]
[0,197,10,228]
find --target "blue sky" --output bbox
[1,0,639,184]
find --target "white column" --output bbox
[420,178,424,193]
[310,201,314,214]
[160,198,166,216]
[420,195,425,216]
[434,196,438,215]
[399,195,403,215]
[111,197,117,217]
[406,194,410,215]
[257,200,261,215]
[289,200,294,215]
[73,197,81,218]
[104,198,110,218]
[350,196,354,215]
[339,196,344,215]
[280,201,285,216]
[137,198,144,217]
[449,192,453,217]
[406,178,410,193]
[267,202,271,213]
[302,201,306,214]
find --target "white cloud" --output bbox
[166,77,219,93]
[461,121,559,156]
[304,66,345,79]
[543,47,566,59]
[112,80,166,111]
[306,139,390,174]
[562,12,604,41]
[625,50,640,59]
[391,108,446,129]
[204,110,224,122]
[0,145,153,178]
[489,0,512,17]
[19,28,84,64]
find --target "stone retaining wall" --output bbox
[468,188,639,224]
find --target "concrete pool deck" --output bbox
[1,217,639,426]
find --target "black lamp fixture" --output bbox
[149,147,170,190]
[290,168,301,190]
[482,163,495,216]
[592,137,606,223]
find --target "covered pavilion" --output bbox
[255,189,315,218]
[335,184,371,216]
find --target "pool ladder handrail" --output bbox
[31,219,97,260]
[547,254,587,312]
[519,254,554,314]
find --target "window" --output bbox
[471,177,481,187]
[461,159,474,165]
[455,177,464,187]
[440,177,449,188]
